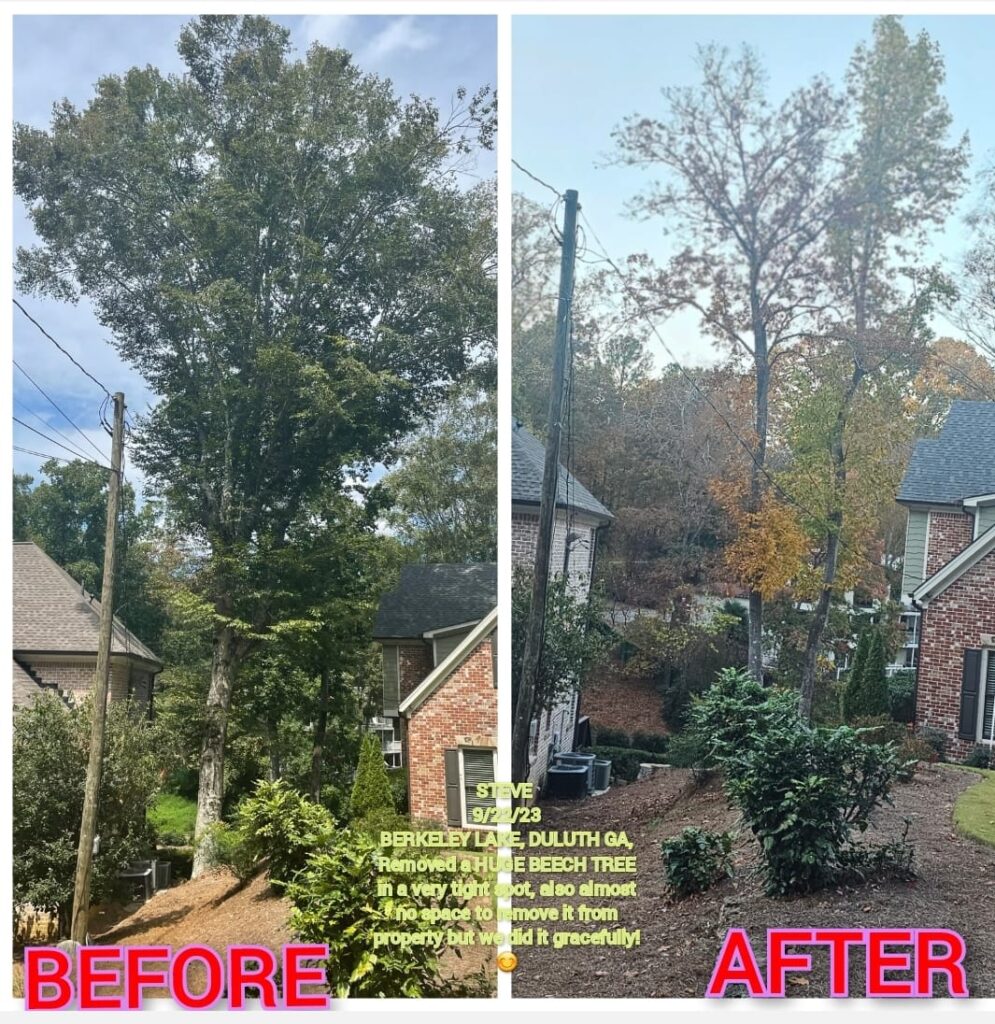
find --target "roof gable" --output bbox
[373,563,496,639]
[399,607,497,715]
[12,542,161,666]
[912,525,995,605]
[897,401,995,506]
[512,421,612,521]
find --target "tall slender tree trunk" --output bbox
[798,367,863,721]
[192,621,238,878]
[310,667,331,803]
[747,302,770,682]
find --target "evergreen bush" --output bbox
[350,733,396,821]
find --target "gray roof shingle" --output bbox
[897,401,995,506]
[13,541,162,666]
[373,563,496,639]
[512,421,612,521]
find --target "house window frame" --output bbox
[458,745,497,830]
[979,649,995,746]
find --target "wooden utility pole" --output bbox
[69,391,125,945]
[511,189,579,786]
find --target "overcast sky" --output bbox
[12,13,497,491]
[513,14,995,370]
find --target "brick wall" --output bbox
[405,635,497,824]
[20,657,153,709]
[926,511,975,576]
[398,643,433,702]
[915,550,995,761]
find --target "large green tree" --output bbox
[14,15,496,874]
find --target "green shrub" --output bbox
[632,731,669,754]
[841,631,889,721]
[148,793,197,845]
[196,822,256,882]
[235,779,336,884]
[285,827,470,997]
[965,744,993,769]
[724,724,903,895]
[686,667,800,764]
[896,736,936,781]
[851,715,909,748]
[916,725,948,761]
[584,745,665,782]
[664,730,714,782]
[352,808,411,838]
[387,768,409,814]
[594,726,631,748]
[350,734,396,821]
[661,827,733,897]
[13,694,162,936]
[888,670,916,723]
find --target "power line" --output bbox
[12,417,109,469]
[13,358,110,463]
[13,398,102,467]
[11,360,110,460]
[14,444,107,469]
[13,298,112,399]
[512,158,562,201]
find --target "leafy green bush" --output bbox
[149,793,197,845]
[965,744,993,769]
[584,745,666,782]
[196,822,256,883]
[724,725,903,895]
[686,667,800,764]
[888,670,917,723]
[664,730,714,782]
[387,768,409,815]
[661,827,733,897]
[632,731,669,754]
[350,733,396,821]
[841,631,889,721]
[594,726,631,748]
[235,779,336,884]
[285,827,471,997]
[14,694,163,936]
[916,725,948,761]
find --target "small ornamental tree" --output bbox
[841,630,871,722]
[349,733,395,822]
[860,631,891,719]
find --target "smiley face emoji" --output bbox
[497,950,518,973]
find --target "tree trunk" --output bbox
[191,622,238,878]
[310,667,331,803]
[747,303,770,682]
[798,367,862,722]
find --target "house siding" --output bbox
[434,630,472,666]
[915,549,995,762]
[405,636,497,825]
[978,506,995,536]
[902,509,929,594]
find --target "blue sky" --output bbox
[513,14,995,367]
[12,13,496,489]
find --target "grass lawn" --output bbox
[149,792,197,844]
[951,765,995,848]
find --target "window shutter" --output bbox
[984,655,995,743]
[958,649,983,740]
[444,749,462,827]
[462,748,496,823]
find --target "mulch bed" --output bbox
[513,763,995,999]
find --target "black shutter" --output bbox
[444,749,462,827]
[958,649,983,740]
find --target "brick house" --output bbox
[12,540,161,712]
[896,401,995,760]
[512,420,612,789]
[372,563,497,826]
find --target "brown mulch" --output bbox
[582,666,669,738]
[512,763,995,999]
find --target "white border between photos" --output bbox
[3,0,995,1016]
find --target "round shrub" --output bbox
[964,744,993,769]
[661,827,733,897]
[632,731,669,754]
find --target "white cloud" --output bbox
[299,15,355,50]
[361,17,435,63]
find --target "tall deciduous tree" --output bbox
[796,15,968,720]
[14,15,496,874]
[612,45,845,679]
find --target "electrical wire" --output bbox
[12,416,109,468]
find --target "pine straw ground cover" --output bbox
[13,861,495,1000]
[512,764,995,999]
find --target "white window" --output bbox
[459,747,496,828]
[981,651,995,745]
